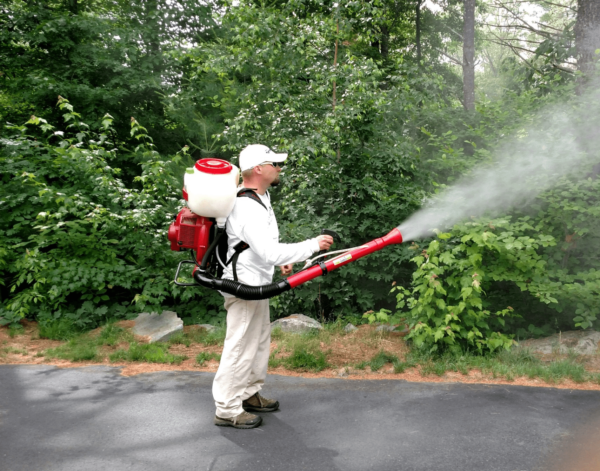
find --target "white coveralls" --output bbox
[212,189,320,418]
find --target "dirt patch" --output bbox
[0,320,62,365]
[322,325,409,367]
[2,322,600,391]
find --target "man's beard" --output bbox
[270,176,280,187]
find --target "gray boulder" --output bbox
[344,323,358,333]
[133,311,183,343]
[271,314,323,333]
[517,330,600,355]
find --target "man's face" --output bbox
[260,162,283,187]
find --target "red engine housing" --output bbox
[168,208,213,263]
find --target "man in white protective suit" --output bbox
[212,144,333,429]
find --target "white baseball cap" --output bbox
[239,144,288,172]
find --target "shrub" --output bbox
[0,99,225,328]
[392,217,557,353]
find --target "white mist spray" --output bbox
[398,89,600,242]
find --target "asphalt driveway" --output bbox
[1,365,599,471]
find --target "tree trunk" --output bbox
[381,24,389,59]
[462,0,475,111]
[416,0,422,64]
[575,0,600,90]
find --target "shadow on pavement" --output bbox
[217,413,340,471]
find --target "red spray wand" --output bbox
[286,228,403,288]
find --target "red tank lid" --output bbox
[194,158,232,175]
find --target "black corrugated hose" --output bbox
[193,270,291,301]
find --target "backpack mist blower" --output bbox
[168,158,404,300]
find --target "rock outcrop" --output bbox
[271,314,323,333]
[132,311,183,343]
[517,330,600,355]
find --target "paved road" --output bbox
[1,365,599,471]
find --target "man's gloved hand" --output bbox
[317,235,334,251]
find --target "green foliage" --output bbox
[41,322,132,360]
[198,0,453,318]
[7,324,24,338]
[362,308,405,326]
[0,0,219,154]
[393,218,557,353]
[2,0,598,348]
[404,346,599,385]
[96,324,133,346]
[109,342,187,365]
[366,350,400,372]
[283,345,329,372]
[196,351,221,366]
[45,339,98,362]
[193,326,227,347]
[39,319,83,341]
[0,99,225,328]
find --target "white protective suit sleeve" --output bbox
[239,204,320,267]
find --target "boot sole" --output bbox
[214,416,262,429]
[243,405,279,413]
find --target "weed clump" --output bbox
[193,326,226,346]
[110,343,187,365]
[283,346,329,372]
[196,352,221,366]
[39,319,81,340]
[45,341,98,362]
[8,324,24,338]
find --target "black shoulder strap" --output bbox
[237,188,268,211]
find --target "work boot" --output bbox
[214,411,262,429]
[242,392,279,412]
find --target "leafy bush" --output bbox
[393,218,557,353]
[0,99,225,328]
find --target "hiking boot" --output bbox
[214,411,262,429]
[242,392,279,412]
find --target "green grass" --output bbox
[35,322,227,365]
[44,341,98,362]
[1,346,28,355]
[110,343,187,365]
[194,326,227,346]
[196,351,221,366]
[38,319,83,340]
[167,326,227,348]
[399,347,600,384]
[282,345,329,372]
[268,348,283,368]
[348,345,600,385]
[96,323,133,346]
[268,327,335,372]
[41,323,134,362]
[8,324,24,338]
[168,332,191,347]
[17,318,600,386]
[355,350,404,372]
[41,323,188,364]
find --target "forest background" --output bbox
[1,0,600,353]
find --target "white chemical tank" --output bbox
[183,158,240,227]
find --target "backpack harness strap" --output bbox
[226,188,268,281]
